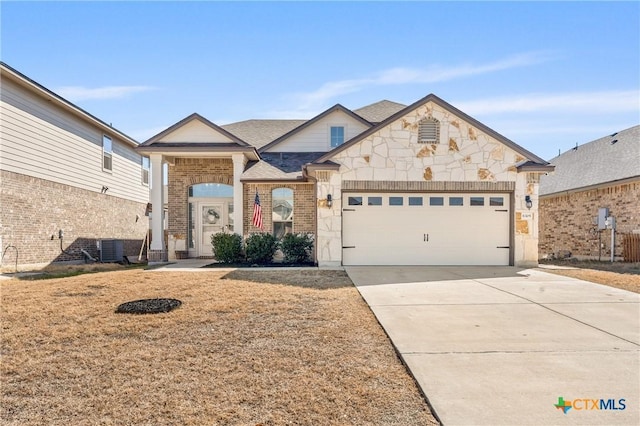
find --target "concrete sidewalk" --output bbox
[346,266,640,425]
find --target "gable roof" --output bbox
[258,104,372,153]
[221,119,306,149]
[0,61,139,148]
[138,113,249,147]
[539,125,640,196]
[353,100,407,123]
[314,93,550,166]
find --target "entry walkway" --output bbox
[346,266,639,425]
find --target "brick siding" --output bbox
[1,170,148,268]
[539,180,640,259]
[167,158,234,237]
[243,183,316,236]
[166,159,317,257]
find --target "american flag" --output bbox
[252,191,264,230]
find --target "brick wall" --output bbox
[0,170,148,268]
[243,183,316,236]
[539,180,640,259]
[167,158,234,237]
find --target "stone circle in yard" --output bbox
[115,298,182,314]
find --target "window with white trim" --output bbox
[330,126,345,147]
[418,117,440,143]
[272,188,294,238]
[102,135,113,172]
[141,156,150,185]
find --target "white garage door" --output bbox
[342,193,510,265]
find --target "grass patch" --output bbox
[14,263,146,281]
[540,260,640,293]
[1,269,437,425]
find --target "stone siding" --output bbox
[539,181,640,260]
[167,158,234,237]
[243,183,316,236]
[315,100,540,267]
[0,170,148,269]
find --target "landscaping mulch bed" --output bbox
[202,262,316,268]
[1,269,438,425]
[115,298,182,314]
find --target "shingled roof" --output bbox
[353,100,407,123]
[220,119,306,150]
[241,152,326,181]
[539,125,640,196]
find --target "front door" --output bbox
[199,203,225,256]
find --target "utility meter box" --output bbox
[597,207,609,230]
[605,216,616,230]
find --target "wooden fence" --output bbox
[623,233,640,262]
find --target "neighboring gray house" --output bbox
[0,62,149,269]
[539,125,640,260]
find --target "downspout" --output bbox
[302,164,319,265]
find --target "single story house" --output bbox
[0,62,149,269]
[539,125,640,261]
[138,94,553,267]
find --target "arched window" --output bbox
[418,117,440,144]
[188,183,233,197]
[272,188,293,238]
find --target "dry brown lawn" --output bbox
[1,269,438,425]
[539,261,640,293]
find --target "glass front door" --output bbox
[200,203,224,256]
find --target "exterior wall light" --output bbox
[326,194,333,208]
[525,195,532,209]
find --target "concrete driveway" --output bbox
[346,266,639,425]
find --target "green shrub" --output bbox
[211,233,243,263]
[280,233,314,264]
[245,233,279,264]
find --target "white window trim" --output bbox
[141,156,150,186]
[102,134,113,173]
[272,187,294,236]
[329,124,347,149]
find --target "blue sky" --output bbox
[2,1,638,161]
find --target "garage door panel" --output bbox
[342,193,510,266]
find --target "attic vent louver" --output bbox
[418,117,440,144]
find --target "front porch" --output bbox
[147,154,250,262]
[135,113,260,263]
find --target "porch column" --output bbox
[149,153,166,262]
[232,154,246,236]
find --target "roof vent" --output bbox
[610,132,618,137]
[610,139,618,145]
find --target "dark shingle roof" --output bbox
[539,125,640,196]
[353,100,406,123]
[221,119,306,150]
[241,152,325,180]
[258,104,372,153]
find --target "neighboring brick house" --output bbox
[138,95,553,267]
[0,62,149,269]
[539,125,640,261]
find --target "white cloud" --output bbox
[455,90,640,115]
[290,51,555,109]
[56,85,156,101]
